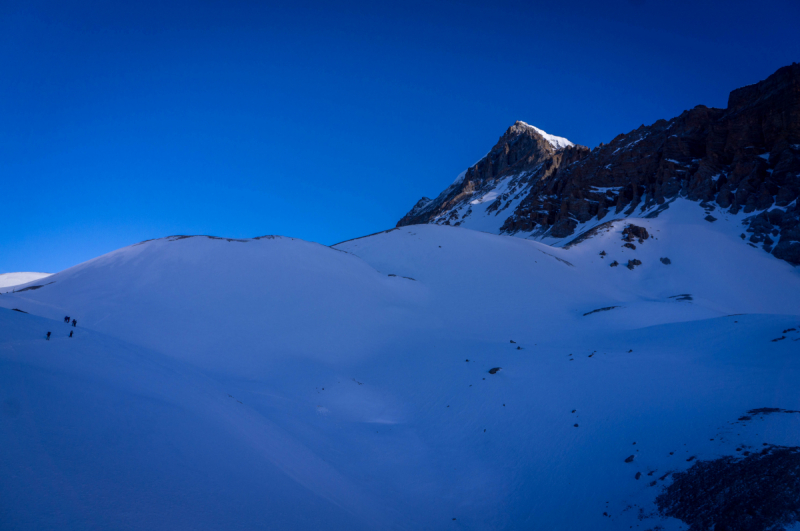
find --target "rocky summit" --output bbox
[398,63,800,265]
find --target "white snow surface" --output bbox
[517,121,574,150]
[1,209,800,530]
[0,272,51,290]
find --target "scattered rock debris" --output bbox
[488,367,502,374]
[610,260,619,267]
[636,472,642,480]
[738,407,800,421]
[660,257,671,265]
[626,259,642,270]
[625,455,635,463]
[510,340,516,343]
[704,215,718,222]
[623,242,637,250]
[656,446,800,531]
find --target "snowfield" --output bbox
[0,272,51,291]
[1,201,799,530]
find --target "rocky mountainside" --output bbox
[398,63,800,264]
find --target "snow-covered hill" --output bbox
[0,272,51,291]
[2,201,799,530]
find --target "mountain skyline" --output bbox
[3,0,800,274]
[396,63,800,265]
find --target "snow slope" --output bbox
[1,209,799,530]
[0,272,51,290]
[0,310,381,531]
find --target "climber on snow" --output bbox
[46,331,51,340]
[72,319,77,327]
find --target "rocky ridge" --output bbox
[398,63,800,264]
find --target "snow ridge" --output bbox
[516,120,574,150]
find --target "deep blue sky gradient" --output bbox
[2,0,799,273]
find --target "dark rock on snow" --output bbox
[656,446,800,531]
[583,306,620,316]
[626,259,642,270]
[622,224,649,242]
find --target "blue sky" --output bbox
[2,0,799,273]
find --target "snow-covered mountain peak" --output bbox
[398,63,800,266]
[514,120,574,150]
[396,119,588,229]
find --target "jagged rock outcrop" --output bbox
[398,63,800,264]
[396,121,584,228]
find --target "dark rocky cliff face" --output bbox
[398,63,800,264]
